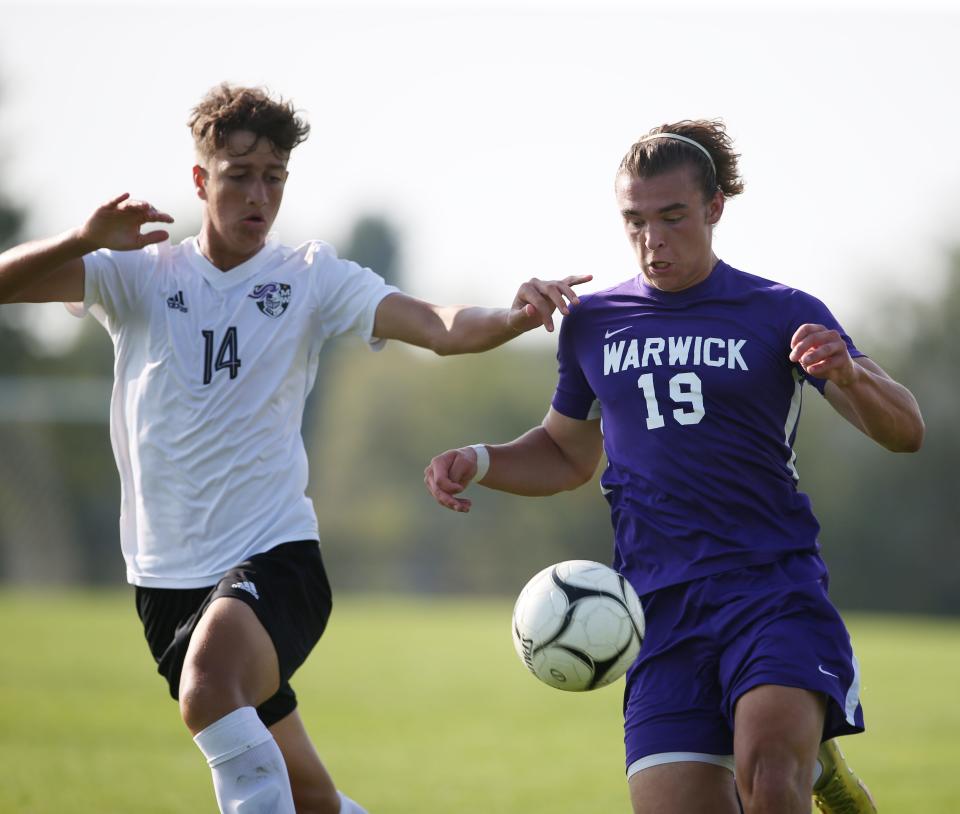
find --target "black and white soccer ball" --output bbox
[511,560,645,692]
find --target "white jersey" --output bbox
[70,236,399,588]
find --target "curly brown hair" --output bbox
[617,119,744,200]
[188,83,310,161]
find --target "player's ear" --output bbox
[192,164,209,201]
[706,188,724,225]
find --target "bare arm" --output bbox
[0,193,173,304]
[372,274,592,355]
[0,233,87,303]
[790,323,924,452]
[424,407,604,512]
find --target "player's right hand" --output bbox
[77,193,174,252]
[424,447,478,513]
[508,274,593,334]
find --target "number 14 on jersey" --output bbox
[202,327,241,384]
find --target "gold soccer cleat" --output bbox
[813,738,878,813]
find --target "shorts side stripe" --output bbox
[627,752,735,778]
[845,652,861,726]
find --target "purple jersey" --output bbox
[552,260,864,595]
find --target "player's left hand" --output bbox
[789,323,859,386]
[508,274,593,333]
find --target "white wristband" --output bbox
[469,444,490,483]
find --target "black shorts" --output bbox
[135,540,333,727]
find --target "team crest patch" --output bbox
[248,283,292,318]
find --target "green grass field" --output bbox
[1,592,958,813]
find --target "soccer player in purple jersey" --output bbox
[424,121,924,814]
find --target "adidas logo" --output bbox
[166,290,188,313]
[231,580,259,600]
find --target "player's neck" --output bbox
[642,252,720,293]
[198,228,265,272]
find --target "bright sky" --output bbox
[1,0,958,349]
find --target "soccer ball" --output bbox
[511,560,644,692]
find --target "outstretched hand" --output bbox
[78,193,174,252]
[424,446,479,513]
[789,323,858,386]
[508,274,593,333]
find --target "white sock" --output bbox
[812,758,824,786]
[338,791,369,814]
[194,706,296,814]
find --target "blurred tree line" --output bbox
[0,189,957,613]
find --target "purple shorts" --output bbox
[623,552,864,769]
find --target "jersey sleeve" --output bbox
[786,289,865,395]
[551,309,599,420]
[309,244,400,349]
[67,246,157,331]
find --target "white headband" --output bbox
[637,132,716,175]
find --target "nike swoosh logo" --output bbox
[604,326,632,339]
[818,665,839,679]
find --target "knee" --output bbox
[737,748,810,814]
[178,670,247,734]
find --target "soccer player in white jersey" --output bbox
[424,121,925,814]
[0,83,591,814]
